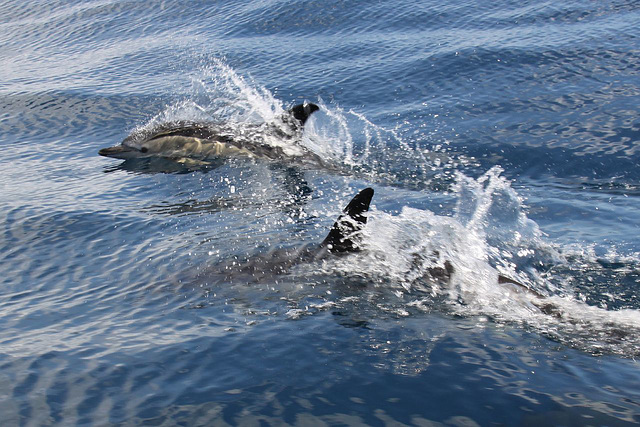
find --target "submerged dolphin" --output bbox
[99,102,321,164]
[205,187,528,289]
[192,186,558,318]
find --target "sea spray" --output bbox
[313,168,640,356]
[131,59,453,188]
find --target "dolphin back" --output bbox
[321,188,374,253]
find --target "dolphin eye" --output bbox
[140,147,148,153]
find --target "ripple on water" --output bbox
[1,0,640,424]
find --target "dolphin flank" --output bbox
[99,102,320,163]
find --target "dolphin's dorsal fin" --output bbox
[288,103,320,125]
[321,188,374,253]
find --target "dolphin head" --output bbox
[289,102,320,125]
[99,126,175,159]
[98,144,149,159]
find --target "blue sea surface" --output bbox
[1,0,640,425]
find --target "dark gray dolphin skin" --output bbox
[321,187,374,253]
[289,103,320,126]
[99,102,320,162]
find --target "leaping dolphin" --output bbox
[99,102,321,164]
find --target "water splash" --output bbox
[129,60,285,134]
[303,102,453,188]
[188,59,284,124]
[311,167,640,357]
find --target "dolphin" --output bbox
[191,186,559,318]
[312,189,546,304]
[99,102,321,164]
[204,187,530,289]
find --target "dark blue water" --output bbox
[2,0,640,425]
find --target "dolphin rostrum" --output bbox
[99,102,321,164]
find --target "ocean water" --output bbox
[1,0,640,425]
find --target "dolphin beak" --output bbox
[98,145,139,159]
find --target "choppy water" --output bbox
[2,0,640,425]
